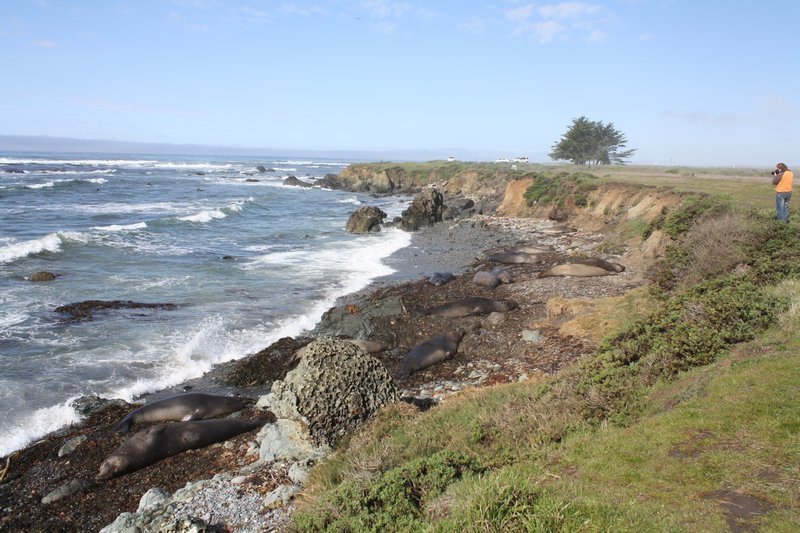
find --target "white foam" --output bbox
[0,233,63,263]
[179,208,226,223]
[0,398,82,457]
[109,316,277,401]
[26,181,56,189]
[338,196,362,205]
[178,198,251,223]
[92,222,147,232]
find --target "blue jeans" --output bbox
[776,192,792,222]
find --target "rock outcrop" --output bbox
[264,337,399,448]
[283,175,313,188]
[29,271,56,282]
[397,188,445,231]
[345,206,387,233]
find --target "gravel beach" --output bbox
[0,212,642,532]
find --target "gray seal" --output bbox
[488,251,543,264]
[506,244,554,254]
[537,264,612,278]
[398,331,464,378]
[113,393,250,433]
[425,297,518,318]
[473,271,500,289]
[97,418,264,480]
[491,268,514,284]
[428,272,455,286]
[347,339,390,353]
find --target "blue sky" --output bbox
[1,1,798,166]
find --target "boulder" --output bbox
[345,206,387,234]
[283,175,313,188]
[55,300,178,322]
[398,188,445,231]
[256,165,268,173]
[30,271,56,282]
[312,296,405,339]
[267,337,399,448]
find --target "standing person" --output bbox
[772,162,794,222]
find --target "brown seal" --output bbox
[537,264,612,278]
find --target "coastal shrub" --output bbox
[523,172,599,208]
[294,450,485,532]
[579,272,781,418]
[662,194,731,238]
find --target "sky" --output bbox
[1,1,798,166]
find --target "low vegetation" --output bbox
[294,169,800,531]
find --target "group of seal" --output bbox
[98,392,258,480]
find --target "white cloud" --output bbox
[588,29,607,42]
[505,2,608,44]
[539,2,600,20]
[458,16,485,34]
[33,39,58,48]
[535,20,566,42]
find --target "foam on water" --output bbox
[92,222,148,232]
[0,232,63,263]
[0,399,83,457]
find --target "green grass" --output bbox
[292,164,800,531]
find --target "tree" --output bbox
[549,116,636,165]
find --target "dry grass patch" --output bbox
[542,287,654,343]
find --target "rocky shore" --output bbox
[0,186,645,531]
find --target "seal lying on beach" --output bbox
[539,225,577,235]
[487,251,543,264]
[397,331,464,378]
[506,244,554,254]
[346,338,390,353]
[569,257,626,272]
[97,418,264,480]
[113,393,251,433]
[491,268,514,284]
[537,264,612,278]
[428,272,455,286]
[425,297,518,318]
[473,271,500,289]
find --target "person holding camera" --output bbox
[772,162,793,222]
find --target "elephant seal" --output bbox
[505,245,554,254]
[398,331,464,378]
[487,251,543,264]
[491,268,514,284]
[538,264,612,278]
[539,225,576,235]
[97,418,264,480]
[113,393,251,433]
[570,257,626,272]
[473,271,500,289]
[425,297,518,318]
[347,338,390,353]
[428,272,455,286]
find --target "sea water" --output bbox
[0,152,411,456]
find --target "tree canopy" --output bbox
[549,116,636,165]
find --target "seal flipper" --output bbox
[113,414,134,434]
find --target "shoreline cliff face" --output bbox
[0,162,697,532]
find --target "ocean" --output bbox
[0,152,412,457]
